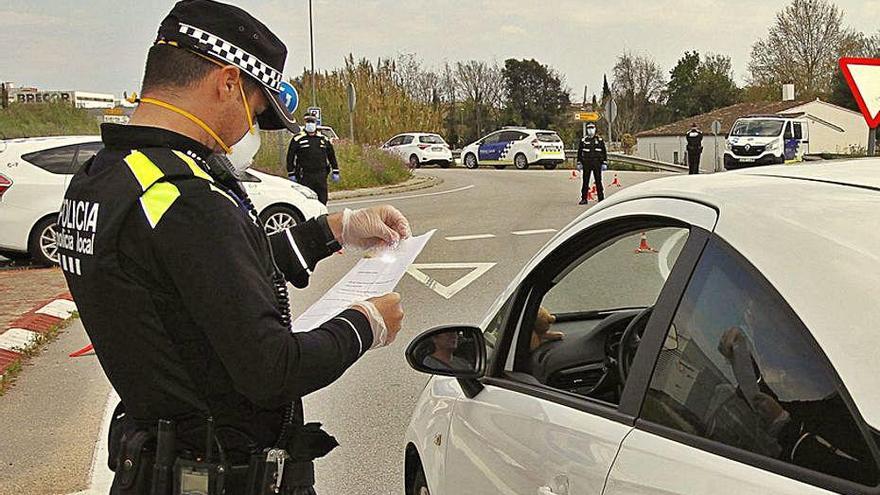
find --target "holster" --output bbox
[111,429,156,494]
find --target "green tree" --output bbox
[667,51,740,118]
[501,58,571,129]
[829,31,880,111]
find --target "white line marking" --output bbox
[0,328,40,352]
[445,234,496,241]
[406,262,496,299]
[332,184,475,206]
[658,230,689,280]
[70,389,118,495]
[511,229,557,236]
[36,298,77,318]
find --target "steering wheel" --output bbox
[617,306,653,382]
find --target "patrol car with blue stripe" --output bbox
[460,127,565,170]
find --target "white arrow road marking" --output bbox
[406,262,496,299]
[445,234,496,241]
[511,229,557,236]
[849,63,880,119]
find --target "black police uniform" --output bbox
[686,127,703,174]
[287,132,338,205]
[577,134,607,201]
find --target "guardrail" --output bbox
[450,150,688,173]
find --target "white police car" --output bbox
[460,128,565,170]
[0,136,326,265]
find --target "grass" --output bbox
[0,103,100,139]
[0,316,77,396]
[254,131,412,191]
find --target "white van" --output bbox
[724,116,809,170]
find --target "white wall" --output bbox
[791,100,868,154]
[636,135,726,172]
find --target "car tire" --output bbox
[409,155,421,169]
[259,205,304,235]
[543,162,558,170]
[412,464,430,495]
[29,217,60,266]
[514,153,529,170]
[0,250,31,261]
[493,164,507,170]
[439,160,452,169]
[463,153,478,169]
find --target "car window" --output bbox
[783,121,794,140]
[642,239,878,486]
[73,142,103,173]
[499,131,525,142]
[481,133,501,145]
[22,144,79,174]
[400,135,415,145]
[419,135,444,144]
[537,132,562,142]
[318,127,338,140]
[793,122,803,140]
[513,226,690,406]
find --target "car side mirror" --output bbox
[405,325,486,379]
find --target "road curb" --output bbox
[0,292,77,379]
[328,172,441,201]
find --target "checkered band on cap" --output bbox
[178,23,282,91]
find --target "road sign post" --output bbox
[604,99,618,143]
[711,119,722,172]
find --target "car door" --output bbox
[604,236,880,495]
[478,132,506,163]
[398,134,416,160]
[444,198,718,495]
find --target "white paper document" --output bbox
[291,230,436,332]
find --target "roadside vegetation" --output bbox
[0,103,99,139]
[0,314,76,396]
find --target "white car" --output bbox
[0,136,326,265]
[382,133,453,168]
[317,125,339,143]
[724,116,809,170]
[460,127,565,170]
[403,161,880,495]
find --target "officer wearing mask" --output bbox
[576,122,607,204]
[287,114,338,204]
[686,122,703,174]
[57,1,410,493]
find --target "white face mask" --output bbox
[586,128,596,138]
[305,122,317,133]
[226,123,261,176]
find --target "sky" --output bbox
[2,0,879,99]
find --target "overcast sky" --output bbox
[2,0,878,99]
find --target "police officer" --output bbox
[686,122,703,174]
[576,122,607,204]
[287,114,338,204]
[57,1,410,493]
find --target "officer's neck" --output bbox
[129,93,224,154]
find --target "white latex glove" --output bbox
[351,299,398,349]
[341,206,412,250]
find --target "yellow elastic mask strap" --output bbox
[139,97,232,154]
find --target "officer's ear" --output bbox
[215,65,242,103]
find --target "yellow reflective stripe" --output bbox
[139,182,180,228]
[172,150,213,182]
[124,151,164,190]
[209,184,238,206]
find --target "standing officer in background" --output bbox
[57,1,410,493]
[287,114,338,204]
[686,122,703,174]
[577,122,607,205]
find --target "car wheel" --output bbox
[0,249,31,261]
[409,155,421,169]
[543,162,558,170]
[260,205,304,235]
[412,464,430,495]
[463,153,478,169]
[29,217,60,266]
[493,164,507,170]
[439,160,452,169]
[514,153,529,170]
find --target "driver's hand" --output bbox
[718,326,746,360]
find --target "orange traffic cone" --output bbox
[586,187,596,202]
[69,344,94,358]
[569,170,579,181]
[634,232,658,254]
[611,174,622,188]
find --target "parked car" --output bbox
[724,115,809,170]
[382,133,453,168]
[0,136,326,265]
[317,125,339,143]
[460,127,565,170]
[403,161,880,495]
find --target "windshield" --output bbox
[419,135,445,144]
[730,120,784,137]
[536,132,562,142]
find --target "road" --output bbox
[0,167,670,494]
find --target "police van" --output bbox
[460,127,566,170]
[724,115,809,170]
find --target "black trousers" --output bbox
[687,148,702,174]
[581,162,604,201]
[300,175,329,205]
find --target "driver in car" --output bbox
[423,331,472,372]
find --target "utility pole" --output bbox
[308,0,317,107]
[0,83,7,110]
[869,126,877,157]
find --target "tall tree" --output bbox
[454,60,504,140]
[501,58,571,129]
[611,52,667,136]
[668,51,740,118]
[829,31,880,111]
[602,74,611,104]
[747,0,862,98]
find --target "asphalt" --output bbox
[0,167,670,494]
